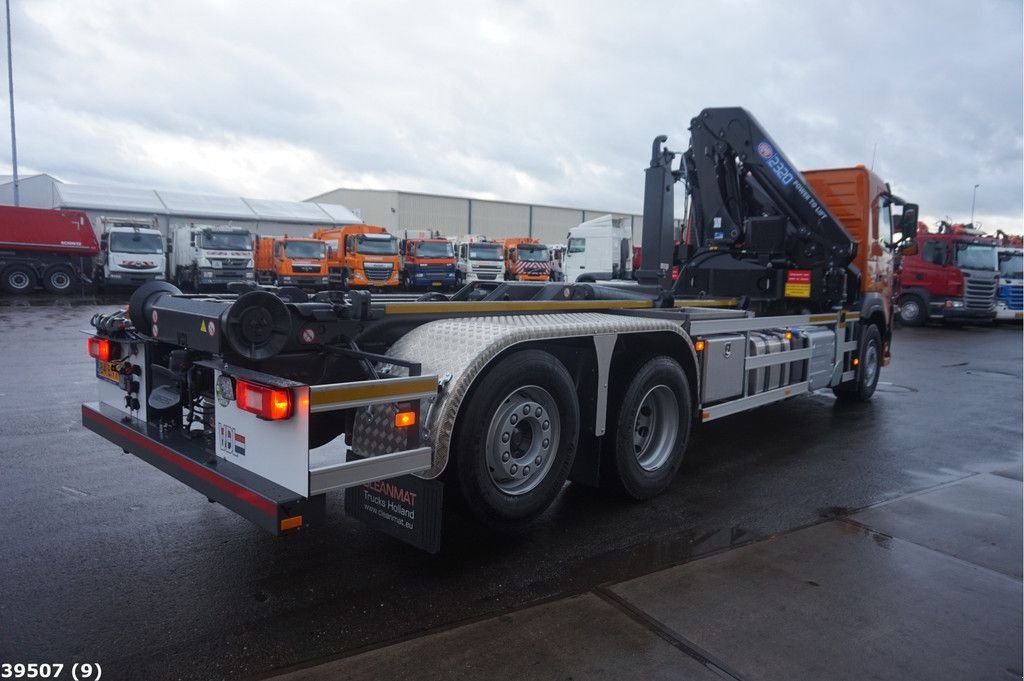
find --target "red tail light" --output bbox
[236,379,293,420]
[87,337,112,362]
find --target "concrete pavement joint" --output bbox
[593,587,749,681]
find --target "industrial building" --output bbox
[0,174,363,238]
[305,187,669,243]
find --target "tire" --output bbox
[452,349,580,528]
[191,269,203,292]
[42,266,74,294]
[403,272,414,291]
[833,323,882,402]
[898,294,927,326]
[2,264,36,293]
[601,356,692,500]
[340,270,349,291]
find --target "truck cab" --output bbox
[563,215,632,283]
[169,224,254,291]
[502,239,551,281]
[896,231,999,325]
[402,238,456,290]
[314,225,400,290]
[996,247,1023,321]
[97,216,166,288]
[456,238,505,284]
[254,236,328,288]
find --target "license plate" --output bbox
[96,360,119,384]
[432,281,443,287]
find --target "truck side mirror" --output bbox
[899,204,919,240]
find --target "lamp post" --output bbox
[4,0,17,206]
[969,183,980,226]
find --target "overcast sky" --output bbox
[3,0,1022,231]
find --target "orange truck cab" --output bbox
[804,166,918,362]
[501,238,551,281]
[313,225,400,290]
[254,236,328,287]
[401,238,456,290]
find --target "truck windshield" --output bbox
[519,246,549,262]
[356,235,398,255]
[469,244,503,260]
[202,231,251,250]
[417,241,454,258]
[999,252,1023,278]
[110,232,163,254]
[567,238,586,254]
[283,241,326,259]
[954,243,997,271]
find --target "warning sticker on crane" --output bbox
[784,270,811,298]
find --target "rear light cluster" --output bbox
[236,379,293,421]
[87,336,115,362]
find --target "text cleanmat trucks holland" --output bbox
[81,107,917,552]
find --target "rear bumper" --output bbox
[81,402,323,534]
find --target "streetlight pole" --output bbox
[969,183,980,226]
[4,0,17,207]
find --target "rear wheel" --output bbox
[834,323,882,402]
[2,264,36,293]
[898,294,926,326]
[452,349,579,528]
[602,356,691,499]
[42,266,74,294]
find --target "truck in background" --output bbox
[400,231,456,290]
[314,225,400,290]
[94,216,166,289]
[896,225,999,326]
[996,246,1023,321]
[0,205,98,294]
[455,236,505,284]
[547,243,566,282]
[563,215,632,283]
[254,236,328,287]
[501,238,550,281]
[168,224,254,291]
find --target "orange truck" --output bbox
[500,238,551,281]
[312,225,400,290]
[254,236,328,287]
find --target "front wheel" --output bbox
[833,324,882,402]
[452,349,580,528]
[898,294,927,326]
[602,356,692,499]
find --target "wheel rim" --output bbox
[8,270,30,290]
[862,341,879,386]
[901,299,920,322]
[631,384,680,471]
[49,271,71,290]
[485,385,559,495]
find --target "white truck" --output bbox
[168,223,255,291]
[80,108,917,552]
[563,214,633,283]
[456,236,506,284]
[95,216,166,288]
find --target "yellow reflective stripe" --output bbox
[383,300,653,314]
[808,314,839,324]
[673,298,738,308]
[310,376,438,408]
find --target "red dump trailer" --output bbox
[0,205,99,293]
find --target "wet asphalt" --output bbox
[0,295,1020,681]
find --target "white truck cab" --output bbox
[563,214,632,283]
[97,216,166,287]
[169,223,255,291]
[456,236,505,283]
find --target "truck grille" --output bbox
[292,264,322,273]
[365,263,394,281]
[214,258,250,268]
[999,284,1024,310]
[964,275,996,310]
[474,265,501,281]
[424,265,450,277]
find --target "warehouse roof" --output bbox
[0,175,362,225]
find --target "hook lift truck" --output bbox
[81,108,918,552]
